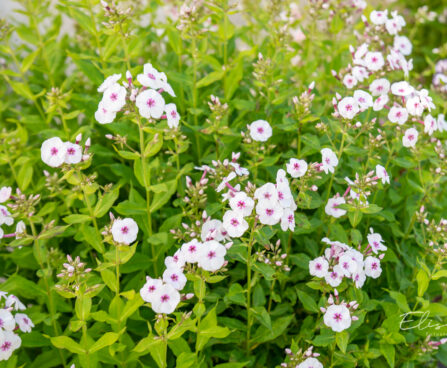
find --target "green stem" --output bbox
[245,220,257,353]
[29,220,66,367]
[137,117,157,274]
[191,37,201,162]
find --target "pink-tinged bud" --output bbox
[186,293,194,300]
[355,122,362,128]
[190,232,196,237]
[82,154,90,161]
[195,220,201,226]
[292,96,299,105]
[281,253,287,259]
[310,185,317,192]
[182,223,189,229]
[281,364,287,367]
[275,261,282,266]
[185,176,192,188]
[105,134,114,140]
[75,133,82,144]
[335,92,342,100]
[379,253,385,260]
[284,266,290,271]
[84,138,91,148]
[126,70,132,84]
[170,229,176,234]
[109,212,115,221]
[328,295,334,304]
[43,170,50,177]
[440,338,447,344]
[313,353,320,357]
[232,152,241,161]
[308,81,315,90]
[85,268,92,273]
[352,316,359,321]
[334,289,339,297]
[320,307,326,313]
[225,242,233,249]
[349,45,354,53]
[67,254,73,262]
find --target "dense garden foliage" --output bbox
[0,0,447,367]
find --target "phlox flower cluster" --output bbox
[280,345,323,368]
[40,134,90,168]
[309,228,387,289]
[0,292,33,361]
[321,290,359,332]
[95,64,180,128]
[0,186,26,241]
[325,165,390,219]
[140,177,231,314]
[334,8,444,148]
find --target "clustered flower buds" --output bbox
[280,345,322,368]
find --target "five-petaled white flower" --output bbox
[197,240,227,272]
[402,128,418,148]
[364,256,382,278]
[165,103,180,128]
[223,210,249,238]
[324,304,352,332]
[151,283,181,314]
[309,257,329,278]
[136,89,166,119]
[15,313,34,333]
[375,165,390,185]
[321,148,338,174]
[111,218,139,245]
[102,83,127,112]
[248,120,272,142]
[162,267,187,290]
[229,192,254,217]
[41,137,66,168]
[338,97,359,119]
[286,158,308,178]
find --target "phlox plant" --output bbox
[0,0,447,367]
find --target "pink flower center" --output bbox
[333,313,343,322]
[265,208,274,216]
[51,147,58,156]
[161,294,170,302]
[257,127,264,134]
[147,98,155,107]
[293,163,300,170]
[207,251,216,259]
[148,285,156,292]
[121,226,129,234]
[170,110,177,118]
[408,134,414,141]
[230,218,239,227]
[148,73,156,80]
[288,215,293,223]
[345,104,353,111]
[188,245,196,253]
[1,341,11,351]
[371,262,378,270]
[170,274,178,281]
[67,147,76,155]
[237,201,246,209]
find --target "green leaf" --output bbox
[63,214,91,224]
[251,307,272,331]
[94,187,120,217]
[100,268,117,293]
[296,289,319,313]
[336,331,349,353]
[89,332,119,354]
[389,291,410,312]
[17,162,33,191]
[21,49,40,73]
[416,269,429,297]
[196,307,230,351]
[380,342,395,368]
[196,70,225,88]
[432,270,447,280]
[51,336,85,354]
